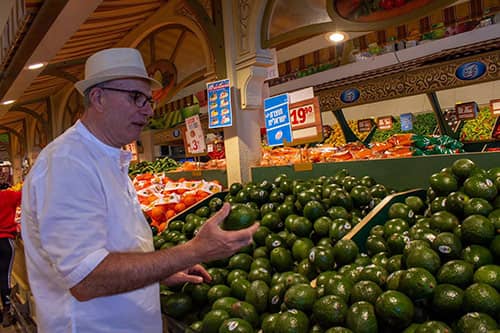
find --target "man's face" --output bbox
[96,78,154,147]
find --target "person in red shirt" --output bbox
[0,182,21,327]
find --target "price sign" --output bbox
[207,79,232,128]
[290,104,315,127]
[289,97,323,145]
[264,94,292,147]
[377,116,393,130]
[455,102,478,120]
[357,119,373,132]
[490,99,500,116]
[400,113,414,131]
[182,115,207,156]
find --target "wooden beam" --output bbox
[0,0,69,100]
[0,124,22,143]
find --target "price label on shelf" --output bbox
[455,102,478,120]
[289,97,323,144]
[357,119,373,132]
[491,99,500,116]
[290,104,315,127]
[377,116,393,130]
[400,113,414,131]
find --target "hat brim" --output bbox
[74,74,163,95]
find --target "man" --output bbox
[0,182,21,327]
[21,48,258,332]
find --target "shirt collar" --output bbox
[74,120,132,170]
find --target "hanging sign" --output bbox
[400,113,414,131]
[455,61,487,81]
[357,119,373,132]
[340,88,361,104]
[455,102,478,120]
[207,79,232,128]
[264,94,292,147]
[182,115,207,156]
[490,99,500,116]
[377,116,394,130]
[289,97,323,144]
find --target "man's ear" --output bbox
[89,87,105,112]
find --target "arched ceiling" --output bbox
[0,0,217,140]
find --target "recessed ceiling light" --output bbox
[1,100,15,105]
[327,32,346,43]
[27,62,47,70]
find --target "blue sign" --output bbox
[207,79,232,128]
[455,61,486,81]
[264,94,292,147]
[400,113,413,131]
[340,88,360,103]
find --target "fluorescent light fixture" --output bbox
[1,100,15,105]
[27,62,47,70]
[327,32,346,43]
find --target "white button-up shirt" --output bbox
[21,120,161,333]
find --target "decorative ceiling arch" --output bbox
[262,0,458,49]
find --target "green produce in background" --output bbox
[128,156,179,175]
[460,106,497,142]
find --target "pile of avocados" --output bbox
[154,158,500,333]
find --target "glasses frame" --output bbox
[98,86,157,110]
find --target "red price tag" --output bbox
[290,104,315,128]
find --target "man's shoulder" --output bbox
[40,127,96,160]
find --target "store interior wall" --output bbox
[321,80,500,125]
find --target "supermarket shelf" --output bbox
[270,24,500,96]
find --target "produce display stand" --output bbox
[342,188,426,253]
[251,151,500,191]
[165,169,228,188]
[11,239,37,332]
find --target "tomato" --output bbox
[394,0,406,7]
[380,0,394,9]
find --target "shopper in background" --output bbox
[21,48,259,333]
[0,182,21,327]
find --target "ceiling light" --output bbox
[327,32,346,43]
[27,62,47,70]
[1,100,15,105]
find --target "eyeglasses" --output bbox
[99,86,157,110]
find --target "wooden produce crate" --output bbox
[342,188,426,252]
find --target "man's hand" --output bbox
[190,203,259,263]
[161,264,211,286]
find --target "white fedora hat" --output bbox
[74,48,162,95]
